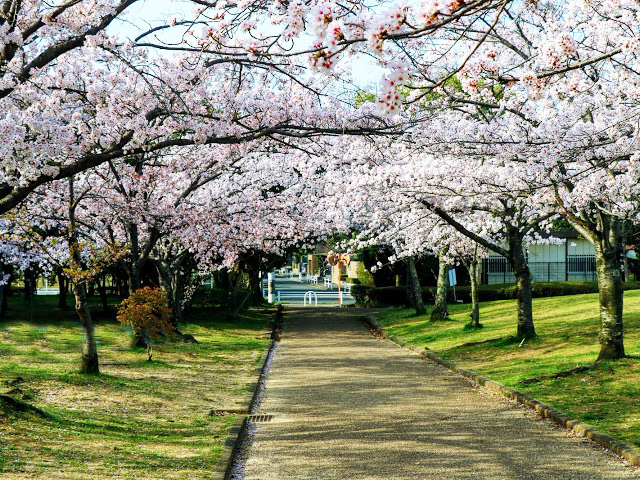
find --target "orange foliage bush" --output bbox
[117,287,174,360]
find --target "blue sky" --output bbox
[112,0,187,42]
[110,0,381,91]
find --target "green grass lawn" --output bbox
[0,295,271,479]
[374,290,640,450]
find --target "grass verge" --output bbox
[374,290,640,450]
[0,295,271,479]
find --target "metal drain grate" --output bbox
[248,414,274,423]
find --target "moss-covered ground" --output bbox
[374,290,640,450]
[0,295,271,479]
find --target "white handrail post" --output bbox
[277,291,281,303]
[267,272,275,303]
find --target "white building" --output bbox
[484,232,597,284]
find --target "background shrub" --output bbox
[352,282,640,307]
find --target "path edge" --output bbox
[213,308,283,480]
[364,315,640,468]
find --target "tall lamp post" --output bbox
[327,253,350,305]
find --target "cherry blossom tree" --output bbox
[373,0,640,357]
[325,135,557,337]
[2,0,398,225]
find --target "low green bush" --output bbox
[190,286,228,307]
[352,282,640,307]
[351,285,406,307]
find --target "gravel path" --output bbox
[244,308,638,479]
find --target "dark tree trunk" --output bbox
[1,265,12,318]
[622,234,630,283]
[0,263,6,319]
[431,248,449,322]
[594,238,625,360]
[408,257,426,315]
[23,268,36,300]
[128,267,148,348]
[98,275,109,314]
[118,277,129,299]
[232,288,255,317]
[126,269,140,296]
[228,268,241,317]
[405,261,414,307]
[0,265,3,320]
[508,235,536,338]
[155,255,183,328]
[252,272,265,306]
[57,271,68,309]
[152,248,199,344]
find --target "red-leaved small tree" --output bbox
[117,288,174,361]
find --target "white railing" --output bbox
[343,283,351,293]
[303,291,318,306]
[276,290,351,305]
[37,287,60,296]
[306,274,319,285]
[324,278,333,289]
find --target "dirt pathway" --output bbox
[244,309,637,479]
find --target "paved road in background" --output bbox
[244,309,637,479]
[270,275,355,306]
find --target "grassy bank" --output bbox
[0,295,271,479]
[374,290,640,449]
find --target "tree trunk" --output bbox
[74,280,100,374]
[1,265,12,318]
[466,244,481,328]
[170,266,184,326]
[509,236,536,338]
[228,269,241,317]
[405,261,414,307]
[594,242,625,360]
[57,271,68,309]
[0,267,3,320]
[232,289,254,317]
[155,255,185,328]
[622,235,630,283]
[126,268,141,296]
[408,257,426,315]
[23,268,36,300]
[561,207,626,361]
[431,248,449,322]
[98,275,109,314]
[252,272,265,306]
[68,177,99,374]
[1,285,6,318]
[153,251,199,343]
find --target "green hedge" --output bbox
[351,282,640,307]
[351,285,407,307]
